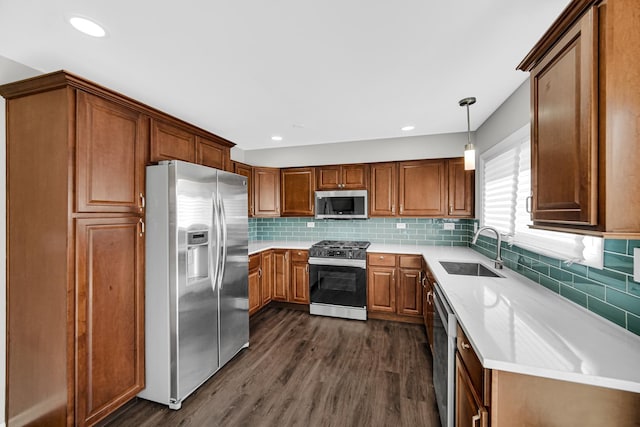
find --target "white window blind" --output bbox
[480,125,603,268]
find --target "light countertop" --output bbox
[249,241,640,392]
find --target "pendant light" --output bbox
[459,97,476,170]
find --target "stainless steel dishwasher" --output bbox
[433,282,457,427]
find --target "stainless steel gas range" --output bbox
[308,240,371,321]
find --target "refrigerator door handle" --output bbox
[217,193,228,290]
[211,192,221,292]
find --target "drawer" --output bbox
[399,255,422,269]
[290,249,308,262]
[367,253,397,267]
[457,324,490,405]
[249,253,261,270]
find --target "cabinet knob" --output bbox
[379,256,384,259]
[461,342,471,350]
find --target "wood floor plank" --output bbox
[102,307,440,427]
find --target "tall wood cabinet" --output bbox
[1,72,146,426]
[234,162,254,216]
[518,0,640,235]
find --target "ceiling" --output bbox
[0,0,570,151]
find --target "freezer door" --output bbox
[216,169,249,367]
[173,161,220,401]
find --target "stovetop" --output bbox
[309,240,370,260]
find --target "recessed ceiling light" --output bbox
[271,136,283,141]
[401,125,415,131]
[69,16,106,37]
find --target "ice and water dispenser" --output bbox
[187,230,209,282]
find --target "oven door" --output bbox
[308,258,366,308]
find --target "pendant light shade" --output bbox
[459,97,476,171]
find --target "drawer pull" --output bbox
[461,342,471,350]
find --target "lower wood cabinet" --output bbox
[76,217,145,426]
[289,250,310,304]
[422,260,435,351]
[248,254,262,315]
[273,249,290,301]
[367,253,423,322]
[261,251,274,306]
[456,353,489,427]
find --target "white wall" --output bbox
[0,56,41,426]
[239,131,474,167]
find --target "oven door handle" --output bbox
[308,257,366,269]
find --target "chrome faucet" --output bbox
[471,226,504,269]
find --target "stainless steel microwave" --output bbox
[314,190,368,220]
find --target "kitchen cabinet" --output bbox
[398,159,447,216]
[447,158,474,217]
[196,135,229,171]
[370,162,397,216]
[233,161,254,216]
[317,164,369,190]
[456,353,489,427]
[261,250,274,306]
[150,119,233,171]
[422,260,435,352]
[248,254,262,316]
[0,71,151,426]
[273,249,290,301]
[367,253,423,322]
[518,0,640,235]
[281,167,315,216]
[289,250,310,304]
[253,167,281,217]
[75,217,145,426]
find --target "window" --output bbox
[479,125,603,268]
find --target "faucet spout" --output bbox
[471,226,504,269]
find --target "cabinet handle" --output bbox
[139,193,145,211]
[258,268,262,278]
[449,205,453,215]
[461,341,471,350]
[379,255,384,259]
[526,195,532,214]
[399,204,403,214]
[426,290,433,304]
[306,264,309,273]
[419,271,422,283]
[472,413,481,427]
[391,204,395,214]
[139,218,145,236]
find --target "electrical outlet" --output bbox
[396,223,406,229]
[306,222,315,228]
[443,223,455,231]
[474,222,478,232]
[634,248,640,282]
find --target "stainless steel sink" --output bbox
[439,261,504,278]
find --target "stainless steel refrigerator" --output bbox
[138,160,249,410]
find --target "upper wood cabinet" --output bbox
[196,136,229,171]
[370,162,397,216]
[398,159,447,217]
[447,158,474,217]
[234,162,254,216]
[281,167,315,216]
[316,164,368,190]
[253,167,281,217]
[76,91,147,214]
[518,0,640,235]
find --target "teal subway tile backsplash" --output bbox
[471,234,640,337]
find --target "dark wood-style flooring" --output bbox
[105,307,440,427]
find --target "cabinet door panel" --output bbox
[342,164,368,189]
[531,9,598,225]
[253,167,280,217]
[234,162,253,216]
[367,267,396,313]
[76,217,144,425]
[248,268,261,316]
[370,162,397,217]
[399,160,447,216]
[273,250,289,301]
[281,167,315,216]
[290,262,309,304]
[76,91,146,213]
[447,158,474,217]
[317,166,341,190]
[196,136,228,171]
[398,268,422,316]
[261,251,274,306]
[150,119,196,163]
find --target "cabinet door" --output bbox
[75,217,144,426]
[531,8,598,225]
[253,167,280,217]
[424,263,435,351]
[290,262,309,304]
[342,164,368,189]
[248,254,262,316]
[196,136,228,171]
[317,165,341,190]
[76,91,147,213]
[398,159,447,216]
[273,250,290,301]
[447,158,474,217]
[370,162,397,217]
[234,162,253,216]
[150,118,196,163]
[281,167,315,216]
[455,353,489,427]
[398,268,423,316]
[367,267,396,313]
[261,251,274,306]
